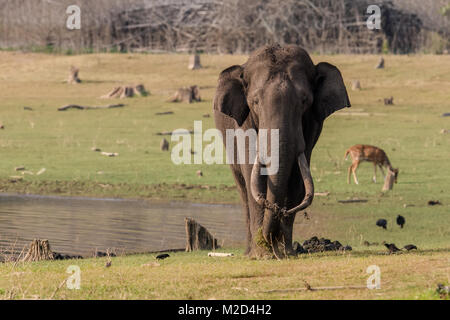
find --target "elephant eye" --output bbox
[253,98,259,105]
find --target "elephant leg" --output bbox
[231,166,252,255]
[352,161,360,185]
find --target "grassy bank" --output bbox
[0,249,448,300]
[0,52,449,299]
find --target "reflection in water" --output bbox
[0,194,244,257]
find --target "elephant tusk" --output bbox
[286,153,314,215]
[250,155,266,206]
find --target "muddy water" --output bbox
[0,194,245,258]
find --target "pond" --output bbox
[0,194,245,259]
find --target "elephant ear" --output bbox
[214,65,249,126]
[313,62,351,121]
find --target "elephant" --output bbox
[213,44,350,258]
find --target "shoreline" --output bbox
[0,179,240,205]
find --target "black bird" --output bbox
[428,200,442,206]
[156,253,170,260]
[396,215,405,228]
[403,244,418,251]
[376,219,388,230]
[384,243,401,254]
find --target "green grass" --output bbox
[0,249,448,300]
[0,51,449,299]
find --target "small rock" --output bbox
[36,168,46,175]
[91,147,101,152]
[196,170,203,177]
[15,166,25,171]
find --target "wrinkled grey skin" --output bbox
[214,44,350,258]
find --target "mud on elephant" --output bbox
[213,44,350,258]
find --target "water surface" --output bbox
[0,194,244,258]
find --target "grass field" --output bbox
[0,51,449,299]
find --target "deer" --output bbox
[344,144,398,185]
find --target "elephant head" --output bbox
[214,45,350,250]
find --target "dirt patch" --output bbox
[293,236,352,254]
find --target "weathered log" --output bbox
[21,239,54,262]
[58,104,125,111]
[338,199,368,204]
[208,252,233,257]
[384,97,394,105]
[169,85,201,103]
[156,130,194,136]
[101,84,148,99]
[188,54,202,70]
[382,170,396,191]
[67,66,81,84]
[155,111,174,115]
[185,217,219,252]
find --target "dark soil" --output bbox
[293,236,352,254]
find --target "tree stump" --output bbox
[21,239,55,262]
[188,54,202,70]
[351,80,361,91]
[160,138,169,151]
[382,170,395,191]
[185,218,219,252]
[101,84,148,99]
[384,97,394,105]
[169,86,201,103]
[375,57,385,69]
[67,66,81,84]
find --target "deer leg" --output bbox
[347,164,353,184]
[379,165,385,179]
[373,163,377,183]
[352,161,360,185]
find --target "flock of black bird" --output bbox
[374,215,418,254]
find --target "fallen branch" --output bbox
[208,252,234,257]
[156,130,194,136]
[155,111,174,115]
[338,199,368,204]
[261,285,367,293]
[58,104,125,111]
